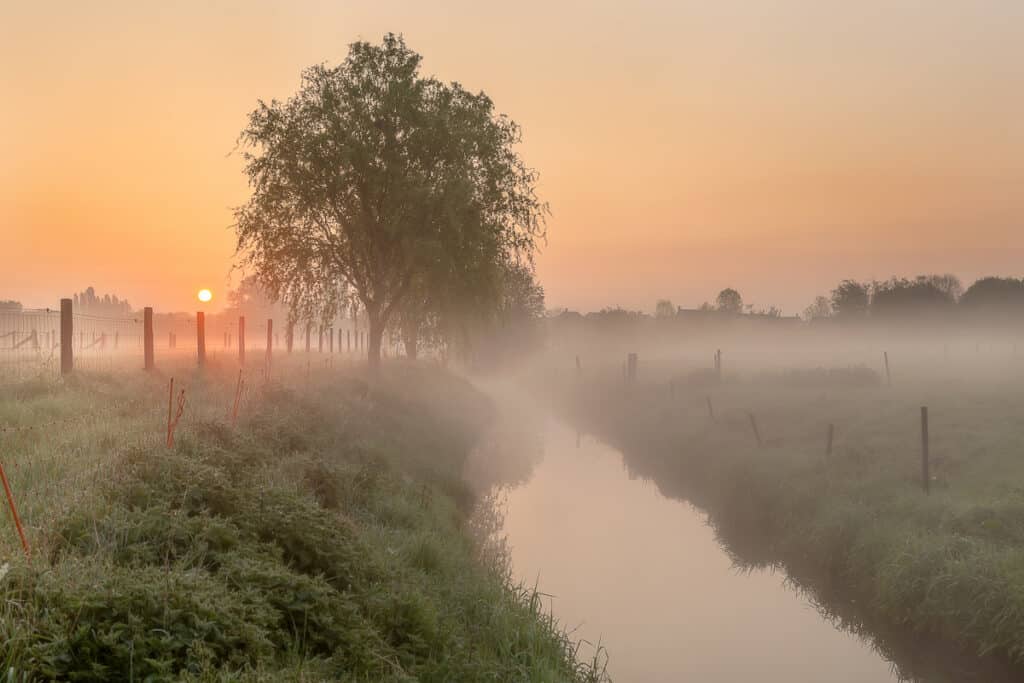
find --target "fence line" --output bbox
[0,302,403,383]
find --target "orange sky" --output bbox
[2,1,1022,315]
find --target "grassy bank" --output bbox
[551,363,1024,681]
[0,361,605,681]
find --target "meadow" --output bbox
[546,338,1024,680]
[0,358,607,682]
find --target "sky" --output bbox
[2,1,1022,315]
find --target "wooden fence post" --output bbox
[266,319,273,366]
[921,406,930,494]
[347,329,352,352]
[330,328,335,353]
[60,298,73,375]
[238,316,246,365]
[143,307,154,371]
[196,312,206,367]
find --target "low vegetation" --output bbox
[0,361,605,681]
[553,359,1024,677]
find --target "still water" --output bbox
[492,416,898,683]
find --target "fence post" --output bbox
[238,316,246,365]
[347,329,352,353]
[266,319,273,366]
[143,307,154,371]
[826,423,834,457]
[329,328,335,354]
[60,298,73,375]
[626,353,638,383]
[196,312,206,367]
[921,406,930,494]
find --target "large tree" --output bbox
[960,277,1024,319]
[830,280,869,319]
[715,288,743,314]
[870,276,955,319]
[234,34,545,370]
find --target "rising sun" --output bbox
[197,288,213,303]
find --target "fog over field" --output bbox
[3,4,1024,682]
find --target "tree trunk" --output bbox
[367,309,385,373]
[401,320,419,361]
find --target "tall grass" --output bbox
[552,364,1024,680]
[0,360,608,681]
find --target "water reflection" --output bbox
[465,378,1022,682]
[487,418,899,682]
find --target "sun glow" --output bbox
[197,288,213,303]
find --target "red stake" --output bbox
[0,462,30,558]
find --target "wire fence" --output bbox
[0,309,61,382]
[0,303,401,384]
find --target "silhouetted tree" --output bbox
[830,280,869,319]
[803,296,832,321]
[72,287,132,317]
[0,301,22,313]
[715,288,743,314]
[924,273,963,302]
[749,305,782,318]
[870,276,955,318]
[959,277,1024,318]
[234,34,545,371]
[654,299,675,318]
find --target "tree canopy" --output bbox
[959,277,1024,317]
[234,34,545,369]
[715,288,743,314]
[830,280,869,319]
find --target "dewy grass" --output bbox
[552,361,1024,678]
[0,362,608,682]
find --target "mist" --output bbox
[3,8,1024,682]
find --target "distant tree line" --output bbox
[73,287,133,318]
[804,275,1024,323]
[553,275,1024,333]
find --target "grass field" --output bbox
[546,346,1024,680]
[0,358,607,682]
